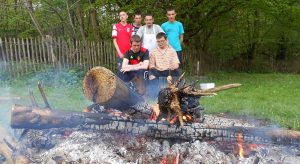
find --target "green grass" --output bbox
[197,72,300,130]
[1,69,300,130]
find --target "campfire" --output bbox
[1,66,300,163]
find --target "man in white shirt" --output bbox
[136,13,164,52]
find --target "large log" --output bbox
[10,104,116,129]
[83,66,144,110]
[11,105,300,143]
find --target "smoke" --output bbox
[0,66,89,129]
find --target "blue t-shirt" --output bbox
[161,21,184,51]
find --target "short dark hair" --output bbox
[130,35,141,43]
[144,13,154,18]
[156,32,167,40]
[166,7,175,13]
[134,11,142,17]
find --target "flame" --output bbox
[236,133,258,158]
[237,133,245,158]
[182,114,193,122]
[161,151,180,164]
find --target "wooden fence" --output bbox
[0,36,210,78]
[0,36,118,78]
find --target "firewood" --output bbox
[83,66,143,110]
[157,73,241,127]
[38,82,51,109]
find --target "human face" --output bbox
[131,41,141,53]
[119,11,128,23]
[166,10,176,22]
[134,15,142,26]
[156,37,167,49]
[144,15,154,27]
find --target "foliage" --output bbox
[1,0,300,71]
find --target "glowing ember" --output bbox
[161,151,180,164]
[183,114,193,122]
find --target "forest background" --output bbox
[1,0,300,73]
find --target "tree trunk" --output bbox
[83,66,143,109]
[90,8,102,41]
[76,1,87,44]
[25,0,44,37]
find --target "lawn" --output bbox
[1,69,299,130]
[198,72,300,130]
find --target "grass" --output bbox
[196,72,300,130]
[1,68,300,130]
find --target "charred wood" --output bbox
[10,106,300,144]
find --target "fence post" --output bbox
[0,38,7,71]
[46,35,57,67]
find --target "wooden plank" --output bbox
[17,38,23,76]
[13,38,19,77]
[76,40,79,66]
[41,37,47,66]
[21,38,28,73]
[66,39,69,68]
[34,37,39,71]
[103,41,107,69]
[62,39,66,69]
[26,38,32,72]
[91,41,95,67]
[38,37,43,70]
[30,38,36,71]
[97,41,101,66]
[4,37,12,75]
[111,41,116,71]
[58,37,62,70]
[9,37,15,77]
[0,38,7,72]
[70,39,75,67]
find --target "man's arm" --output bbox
[149,52,156,69]
[179,22,184,46]
[113,38,123,58]
[121,59,148,72]
[170,50,180,70]
[180,34,184,45]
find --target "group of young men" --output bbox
[112,8,184,98]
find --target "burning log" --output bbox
[10,104,300,145]
[10,104,113,129]
[156,74,242,127]
[83,66,144,110]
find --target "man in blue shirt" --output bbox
[161,7,184,67]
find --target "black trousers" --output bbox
[149,68,180,78]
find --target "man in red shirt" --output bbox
[121,35,149,95]
[112,11,133,77]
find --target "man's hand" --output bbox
[118,51,124,58]
[120,67,131,73]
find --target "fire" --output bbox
[236,133,258,158]
[161,151,180,164]
[237,133,245,158]
[182,114,193,122]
